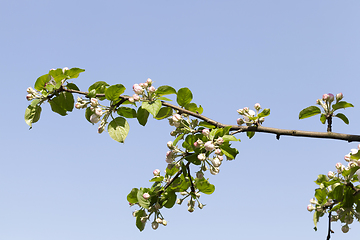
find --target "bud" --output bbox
[341,224,349,233]
[218,155,224,161]
[211,157,222,167]
[202,128,210,137]
[172,114,181,122]
[95,108,103,117]
[310,198,317,205]
[152,222,159,230]
[146,78,152,85]
[344,154,351,162]
[128,97,135,103]
[237,118,244,125]
[198,203,204,209]
[132,94,140,101]
[26,94,34,101]
[188,206,194,212]
[155,218,163,224]
[90,98,98,107]
[162,220,167,226]
[307,204,315,212]
[153,169,160,176]
[243,107,249,112]
[316,99,322,105]
[133,84,143,94]
[176,198,183,205]
[322,94,329,101]
[216,137,224,145]
[210,167,219,175]
[215,149,222,155]
[167,141,173,149]
[336,93,343,102]
[98,126,105,134]
[148,86,156,92]
[345,215,353,224]
[204,141,215,151]
[170,131,177,136]
[327,171,335,179]
[75,102,82,109]
[237,109,244,115]
[348,161,357,169]
[356,169,360,180]
[254,103,261,111]
[90,114,100,123]
[193,141,200,148]
[143,193,150,200]
[258,117,265,124]
[197,153,206,161]
[62,67,69,73]
[196,171,204,179]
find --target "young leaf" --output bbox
[162,190,177,208]
[85,107,95,124]
[156,85,177,96]
[247,131,255,139]
[66,68,85,79]
[49,92,74,116]
[219,143,239,160]
[199,121,216,129]
[177,87,193,107]
[334,113,349,124]
[137,106,149,126]
[137,188,150,209]
[258,108,270,118]
[222,135,240,142]
[66,83,80,91]
[142,100,162,117]
[332,101,354,111]
[135,209,146,232]
[127,188,139,204]
[155,107,173,120]
[299,106,321,119]
[195,178,215,195]
[24,104,42,128]
[117,107,137,118]
[34,74,51,91]
[105,84,126,101]
[108,117,130,143]
[320,114,326,124]
[88,81,109,100]
[185,103,203,114]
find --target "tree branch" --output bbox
[62,88,360,143]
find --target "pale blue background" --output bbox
[1,1,360,239]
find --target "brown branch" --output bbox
[62,88,360,143]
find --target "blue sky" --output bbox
[1,1,360,239]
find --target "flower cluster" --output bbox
[130,78,156,103]
[316,92,343,114]
[237,103,267,126]
[26,87,41,101]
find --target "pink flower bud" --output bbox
[143,193,150,200]
[172,114,181,122]
[146,78,152,84]
[336,93,343,101]
[132,84,143,94]
[316,99,322,105]
[148,86,156,92]
[254,103,261,110]
[327,171,335,179]
[215,149,222,155]
[218,155,223,161]
[204,141,215,151]
[196,171,204,179]
[153,169,160,176]
[202,128,210,137]
[95,108,103,117]
[197,153,206,161]
[26,87,34,94]
[26,94,34,101]
[90,98,98,107]
[216,137,224,145]
[128,97,134,103]
[90,114,100,123]
[327,93,334,102]
[98,126,104,134]
[322,94,329,101]
[211,157,222,167]
[143,82,148,88]
[75,102,82,109]
[237,109,244,114]
[237,118,244,125]
[344,154,351,162]
[167,141,173,149]
[258,117,265,123]
[132,94,140,101]
[193,141,200,148]
[243,107,249,112]
[155,218,163,224]
[307,204,315,212]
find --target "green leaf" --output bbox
[66,83,80,91]
[247,131,255,139]
[332,101,354,111]
[149,176,164,182]
[162,190,177,208]
[334,113,349,124]
[320,114,326,124]
[195,178,215,195]
[108,117,130,143]
[315,188,328,205]
[49,69,67,83]
[313,211,319,231]
[219,143,239,160]
[117,107,137,118]
[49,92,74,116]
[299,106,321,119]
[66,68,85,79]
[177,87,193,107]
[137,106,149,126]
[87,89,97,98]
[185,103,203,114]
[314,174,329,185]
[185,153,201,165]
[199,121,216,129]
[155,107,173,120]
[105,84,126,101]
[156,85,177,96]
[142,100,162,117]
[328,184,344,202]
[88,81,109,100]
[24,103,42,128]
[173,133,185,146]
[135,209,146,232]
[258,108,270,118]
[166,164,179,177]
[127,188,139,203]
[34,74,51,91]
[222,135,240,142]
[157,96,172,101]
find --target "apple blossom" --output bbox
[90,98,98,107]
[90,114,100,123]
[216,137,224,145]
[202,128,210,137]
[336,92,343,101]
[172,114,181,122]
[146,78,152,84]
[307,204,315,212]
[254,103,261,111]
[327,171,335,179]
[95,108,103,117]
[243,107,249,112]
[310,198,317,205]
[132,94,140,101]
[344,154,351,162]
[197,153,206,161]
[218,155,224,161]
[133,84,143,94]
[204,141,215,151]
[211,157,222,167]
[214,149,222,155]
[26,94,34,101]
[248,110,255,117]
[162,220,167,226]
[148,86,156,92]
[128,97,135,103]
[143,193,150,200]
[210,167,219,175]
[153,169,160,176]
